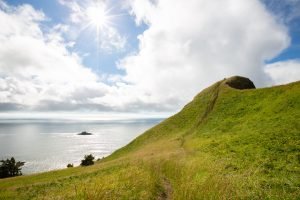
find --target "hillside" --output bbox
[0,76,299,199]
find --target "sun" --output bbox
[86,5,109,30]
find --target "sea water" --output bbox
[0,118,162,174]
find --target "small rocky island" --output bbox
[78,131,93,135]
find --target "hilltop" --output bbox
[0,76,299,199]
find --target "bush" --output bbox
[0,157,25,178]
[67,163,73,168]
[80,154,95,166]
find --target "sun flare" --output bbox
[86,5,109,30]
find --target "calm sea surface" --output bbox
[0,118,162,174]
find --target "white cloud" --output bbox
[119,0,290,110]
[124,0,156,25]
[58,0,84,23]
[265,60,300,85]
[0,1,108,109]
[0,0,297,114]
[99,27,127,52]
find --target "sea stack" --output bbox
[78,131,93,135]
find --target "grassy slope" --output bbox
[0,78,299,200]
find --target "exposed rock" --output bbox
[223,76,256,90]
[78,131,93,135]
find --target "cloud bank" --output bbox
[265,59,300,85]
[0,0,297,113]
[119,0,290,108]
[0,2,108,111]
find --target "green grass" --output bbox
[0,77,299,199]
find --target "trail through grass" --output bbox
[0,77,299,199]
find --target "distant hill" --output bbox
[0,76,299,199]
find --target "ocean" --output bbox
[0,118,162,174]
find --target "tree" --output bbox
[80,154,95,166]
[0,157,25,178]
[67,163,73,168]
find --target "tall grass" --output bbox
[0,79,299,199]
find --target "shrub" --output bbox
[67,163,73,168]
[80,154,95,166]
[0,157,25,178]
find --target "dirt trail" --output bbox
[157,177,173,200]
[196,81,221,126]
[180,81,222,147]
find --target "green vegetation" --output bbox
[0,76,299,199]
[80,154,95,166]
[0,157,25,179]
[67,164,73,168]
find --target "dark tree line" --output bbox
[0,157,25,178]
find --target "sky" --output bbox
[0,0,299,117]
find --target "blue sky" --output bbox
[0,0,299,115]
[262,0,300,63]
[7,0,148,76]
[7,0,299,70]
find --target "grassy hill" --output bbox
[0,76,299,200]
